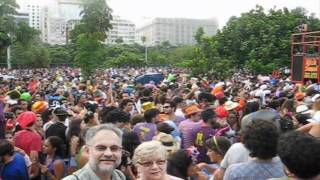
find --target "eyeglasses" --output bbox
[138,160,166,167]
[163,106,171,109]
[87,144,123,153]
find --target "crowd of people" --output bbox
[0,67,319,180]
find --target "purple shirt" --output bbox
[189,121,216,163]
[173,115,185,127]
[178,119,201,149]
[133,122,157,142]
[0,102,5,139]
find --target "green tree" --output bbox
[194,27,205,44]
[75,33,106,77]
[11,42,51,68]
[115,37,123,44]
[0,0,19,63]
[214,5,320,74]
[104,43,145,67]
[47,44,74,65]
[168,45,196,65]
[13,21,40,45]
[72,0,113,77]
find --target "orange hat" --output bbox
[295,92,305,101]
[235,98,246,111]
[184,104,202,116]
[212,86,223,95]
[17,111,37,129]
[32,101,48,114]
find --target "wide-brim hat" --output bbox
[184,104,202,116]
[154,132,178,153]
[224,101,239,111]
[296,104,312,114]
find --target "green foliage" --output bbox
[168,45,196,65]
[115,37,123,44]
[11,42,51,68]
[105,51,145,67]
[214,5,320,74]
[0,0,19,55]
[75,33,106,78]
[104,44,145,67]
[194,27,205,44]
[0,0,18,16]
[71,0,113,77]
[180,5,320,76]
[147,41,173,66]
[8,19,50,68]
[79,0,113,40]
[69,23,87,43]
[13,22,40,45]
[47,44,74,65]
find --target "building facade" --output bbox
[106,16,136,44]
[57,0,83,21]
[13,11,29,25]
[17,2,41,30]
[136,18,218,46]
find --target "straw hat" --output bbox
[224,101,239,111]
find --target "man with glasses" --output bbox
[163,100,185,126]
[64,124,126,180]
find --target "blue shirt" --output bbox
[1,153,29,180]
[223,158,285,180]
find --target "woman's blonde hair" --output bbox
[133,140,167,164]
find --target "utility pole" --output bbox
[7,33,11,69]
[145,45,148,63]
[7,46,11,69]
[141,36,148,64]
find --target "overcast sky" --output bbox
[19,0,320,28]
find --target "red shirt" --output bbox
[14,129,42,155]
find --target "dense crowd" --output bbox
[0,67,319,180]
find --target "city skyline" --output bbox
[18,0,320,28]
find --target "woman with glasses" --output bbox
[133,141,182,180]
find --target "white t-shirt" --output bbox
[312,111,320,122]
[220,143,250,169]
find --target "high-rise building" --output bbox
[13,11,29,25]
[41,6,50,43]
[106,16,135,44]
[136,17,218,46]
[26,4,41,30]
[41,6,66,45]
[57,0,83,21]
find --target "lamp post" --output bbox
[7,33,11,69]
[145,45,148,63]
[141,36,148,64]
[7,45,11,69]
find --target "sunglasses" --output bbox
[163,106,171,109]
